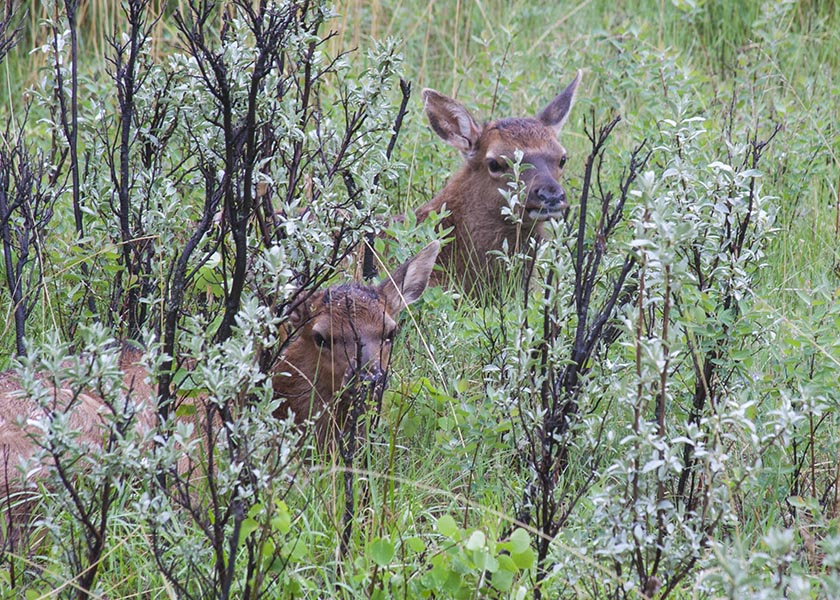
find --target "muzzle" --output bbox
[343,365,387,393]
[526,179,568,220]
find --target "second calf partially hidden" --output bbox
[272,240,440,448]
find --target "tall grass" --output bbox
[3,0,190,106]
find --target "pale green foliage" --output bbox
[549,90,779,595]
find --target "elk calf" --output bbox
[273,240,440,447]
[0,243,441,476]
[416,72,581,295]
[0,241,439,540]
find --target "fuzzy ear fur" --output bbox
[287,294,314,330]
[422,89,482,157]
[379,241,441,314]
[537,70,582,134]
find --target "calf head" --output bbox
[422,71,581,221]
[277,241,440,443]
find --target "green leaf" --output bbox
[175,402,197,417]
[473,548,498,572]
[428,558,450,588]
[497,554,518,572]
[194,251,225,297]
[787,495,806,508]
[370,537,395,567]
[238,517,259,546]
[442,569,463,595]
[465,530,485,551]
[271,500,292,534]
[285,577,302,595]
[436,514,460,540]
[282,537,308,561]
[405,536,425,553]
[492,568,515,591]
[511,547,535,569]
[509,528,531,554]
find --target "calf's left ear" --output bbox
[538,70,582,134]
[379,240,441,314]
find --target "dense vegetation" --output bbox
[1,0,838,598]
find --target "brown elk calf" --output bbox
[0,351,157,552]
[0,241,439,530]
[0,352,157,487]
[272,240,440,447]
[416,72,581,295]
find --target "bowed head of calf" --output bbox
[272,240,440,447]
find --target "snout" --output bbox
[343,363,387,390]
[526,181,568,221]
[341,339,391,394]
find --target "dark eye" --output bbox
[559,155,567,169]
[312,331,330,349]
[384,328,397,344]
[487,157,507,175]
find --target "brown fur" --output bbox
[0,348,157,549]
[0,350,157,491]
[416,72,582,295]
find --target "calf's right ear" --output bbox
[379,240,441,315]
[422,89,482,158]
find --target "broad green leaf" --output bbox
[370,537,395,567]
[282,537,308,561]
[238,517,259,546]
[465,529,485,551]
[436,514,460,540]
[492,568,515,591]
[405,536,425,553]
[509,528,531,554]
[497,554,518,572]
[511,547,536,569]
[271,500,292,534]
[473,548,498,572]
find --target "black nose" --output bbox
[361,367,385,384]
[537,184,567,209]
[346,365,386,386]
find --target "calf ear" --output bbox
[287,293,315,330]
[422,89,482,158]
[538,70,582,134]
[379,241,441,315]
